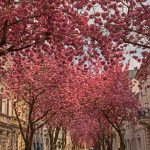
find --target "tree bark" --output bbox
[117,130,125,150]
[62,128,67,150]
[24,140,32,150]
[48,126,61,150]
[50,144,57,150]
[101,110,126,150]
[24,131,34,150]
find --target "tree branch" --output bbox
[0,34,49,57]
[33,89,46,101]
[33,108,50,124]
[8,14,42,27]
[123,39,150,49]
[14,103,26,142]
[0,20,8,46]
[101,109,118,132]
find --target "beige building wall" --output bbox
[43,127,73,150]
[125,67,150,150]
[0,87,27,150]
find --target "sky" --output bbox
[86,1,148,71]
[129,57,141,70]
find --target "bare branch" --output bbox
[124,39,150,49]
[33,109,50,124]
[33,89,46,101]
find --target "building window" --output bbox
[7,99,9,115]
[37,142,40,150]
[0,94,2,113]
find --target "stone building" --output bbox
[0,89,26,150]
[125,65,150,150]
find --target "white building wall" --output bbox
[32,126,44,150]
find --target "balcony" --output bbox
[137,107,150,126]
[0,113,26,131]
[0,113,12,125]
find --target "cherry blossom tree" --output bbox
[1,1,149,70]
[46,100,78,150]
[98,67,137,150]
[0,0,89,77]
[71,64,137,150]
[0,2,145,150]
[96,67,137,150]
[85,0,150,56]
[0,0,90,55]
[3,53,78,150]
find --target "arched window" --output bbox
[7,99,9,115]
[37,142,40,150]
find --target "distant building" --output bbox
[42,126,73,150]
[32,124,44,150]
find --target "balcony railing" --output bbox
[0,113,12,124]
[0,113,26,129]
[137,107,150,126]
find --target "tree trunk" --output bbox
[119,139,125,150]
[50,144,57,150]
[24,140,32,150]
[118,130,125,150]
[24,131,34,150]
[102,138,105,150]
[72,142,76,150]
[48,126,61,150]
[106,135,113,150]
[62,129,67,150]
[95,140,102,150]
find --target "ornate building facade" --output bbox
[0,91,26,150]
[125,66,150,150]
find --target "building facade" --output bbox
[32,125,45,150]
[125,67,150,150]
[0,90,26,150]
[42,126,73,150]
